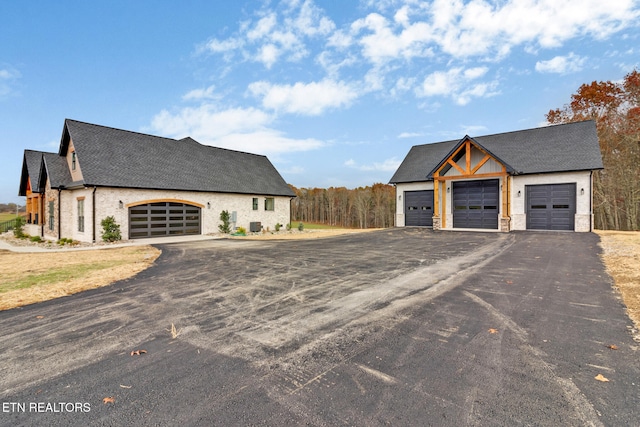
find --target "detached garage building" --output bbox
[19,119,295,242]
[390,121,603,232]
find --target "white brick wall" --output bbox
[55,187,291,242]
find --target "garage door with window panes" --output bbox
[404,190,433,226]
[129,202,201,239]
[526,183,576,230]
[453,179,499,229]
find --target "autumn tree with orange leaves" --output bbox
[547,70,640,230]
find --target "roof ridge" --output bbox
[66,119,269,158]
[410,120,593,148]
[178,137,268,158]
[24,148,56,155]
[473,120,593,140]
[65,118,179,142]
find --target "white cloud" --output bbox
[248,79,360,115]
[149,104,323,155]
[182,85,220,101]
[344,157,401,172]
[0,67,20,98]
[417,66,498,105]
[203,37,244,54]
[398,132,423,138]
[202,0,335,69]
[197,0,638,109]
[247,13,277,41]
[350,13,434,65]
[535,52,586,74]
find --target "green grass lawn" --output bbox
[0,213,19,222]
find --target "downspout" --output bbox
[92,186,97,243]
[57,188,62,240]
[589,171,595,232]
[40,195,44,238]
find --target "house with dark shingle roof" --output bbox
[19,119,295,242]
[389,120,603,232]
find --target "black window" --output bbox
[253,198,259,210]
[72,152,77,170]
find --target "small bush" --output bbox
[286,223,291,231]
[275,223,282,231]
[30,235,42,243]
[13,217,25,239]
[57,238,72,245]
[236,226,247,235]
[298,222,304,231]
[100,216,122,242]
[219,210,231,234]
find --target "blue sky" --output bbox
[2,0,639,204]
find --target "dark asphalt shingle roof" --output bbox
[42,152,73,189]
[58,119,295,196]
[19,150,48,195]
[389,121,603,184]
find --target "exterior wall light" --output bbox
[207,202,211,209]
[447,187,450,193]
[580,188,584,195]
[119,200,123,209]
[517,190,521,197]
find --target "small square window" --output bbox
[72,152,77,171]
[252,197,258,211]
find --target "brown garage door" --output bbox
[129,202,201,239]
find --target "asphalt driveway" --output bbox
[1,229,638,426]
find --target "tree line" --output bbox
[289,184,396,228]
[0,203,22,213]
[547,70,640,230]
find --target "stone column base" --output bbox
[433,216,441,231]
[500,217,511,232]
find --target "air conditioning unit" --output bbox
[249,222,261,232]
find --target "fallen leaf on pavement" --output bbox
[607,344,618,350]
[119,385,132,389]
[488,328,499,334]
[36,315,44,319]
[130,349,147,356]
[103,397,116,404]
[594,374,609,382]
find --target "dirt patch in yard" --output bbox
[597,230,640,331]
[0,246,160,310]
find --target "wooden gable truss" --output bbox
[430,136,512,229]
